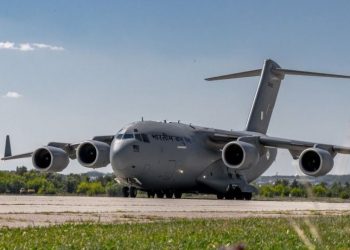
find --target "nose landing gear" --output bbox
[122,186,138,198]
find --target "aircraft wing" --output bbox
[2,152,33,160]
[208,133,350,159]
[1,135,115,161]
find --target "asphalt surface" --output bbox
[0,195,349,227]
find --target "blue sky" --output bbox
[1,1,350,175]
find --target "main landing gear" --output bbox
[147,190,182,199]
[217,189,252,200]
[122,187,183,199]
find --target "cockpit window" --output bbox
[141,133,150,143]
[123,134,134,139]
[135,133,142,142]
[116,134,123,139]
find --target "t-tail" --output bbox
[206,59,350,134]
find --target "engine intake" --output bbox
[77,140,110,168]
[222,141,259,170]
[32,146,69,172]
[299,148,334,177]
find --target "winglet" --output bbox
[4,135,12,158]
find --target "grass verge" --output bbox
[0,216,349,249]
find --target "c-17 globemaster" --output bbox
[3,59,350,200]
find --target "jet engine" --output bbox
[222,141,259,170]
[299,148,334,177]
[77,140,110,168]
[32,146,69,172]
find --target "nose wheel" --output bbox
[122,186,137,198]
[122,187,129,197]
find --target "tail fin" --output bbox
[206,59,350,134]
[4,135,12,157]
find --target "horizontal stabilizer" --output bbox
[206,64,350,82]
[205,69,261,81]
[272,68,350,79]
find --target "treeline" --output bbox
[1,167,350,199]
[0,167,122,196]
[258,179,350,199]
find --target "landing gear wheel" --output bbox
[165,191,174,199]
[122,187,129,197]
[235,189,244,200]
[156,192,164,198]
[147,191,155,198]
[129,187,137,198]
[217,193,224,200]
[174,192,182,199]
[243,192,252,200]
[224,193,234,200]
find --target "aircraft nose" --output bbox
[110,139,133,170]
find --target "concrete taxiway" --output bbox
[0,195,349,227]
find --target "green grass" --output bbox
[0,216,350,249]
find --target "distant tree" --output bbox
[340,191,350,199]
[27,177,48,193]
[290,179,300,188]
[330,182,342,197]
[290,187,306,197]
[46,173,66,193]
[66,175,80,193]
[312,184,327,197]
[105,182,122,197]
[16,166,27,175]
[259,185,274,197]
[275,179,289,187]
[7,178,25,193]
[87,182,105,196]
[273,184,290,197]
[0,180,7,193]
[77,181,105,196]
[38,182,56,195]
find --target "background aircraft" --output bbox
[3,59,350,200]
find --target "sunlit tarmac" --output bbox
[0,195,349,227]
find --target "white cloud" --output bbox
[19,43,34,51]
[0,41,64,52]
[32,43,64,51]
[0,41,15,49]
[3,91,23,98]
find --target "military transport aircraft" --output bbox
[3,59,350,200]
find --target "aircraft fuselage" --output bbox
[110,121,277,194]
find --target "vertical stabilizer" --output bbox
[245,59,283,134]
[205,58,350,134]
[4,135,12,157]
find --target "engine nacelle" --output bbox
[299,148,334,177]
[222,141,259,170]
[77,140,110,168]
[32,146,69,172]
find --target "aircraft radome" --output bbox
[3,59,350,200]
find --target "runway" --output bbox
[0,195,349,227]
